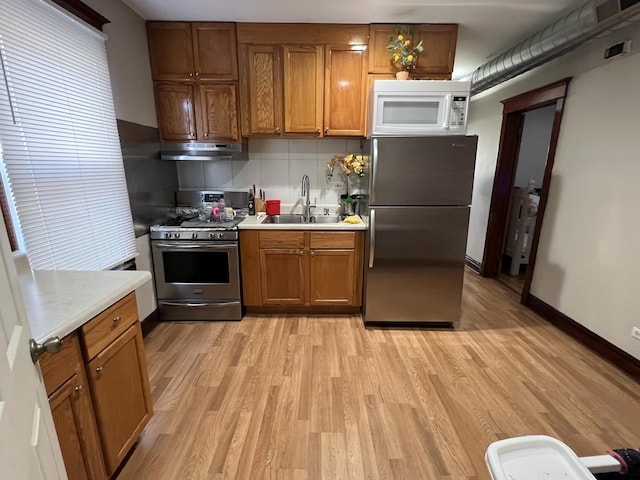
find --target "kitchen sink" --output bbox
[262,214,341,224]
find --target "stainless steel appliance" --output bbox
[150,191,245,321]
[364,135,477,325]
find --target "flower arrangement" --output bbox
[386,25,424,71]
[327,153,369,178]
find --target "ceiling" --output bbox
[123,0,583,78]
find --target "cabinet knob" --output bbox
[311,251,315,256]
[204,133,208,137]
[195,71,200,76]
[324,127,329,134]
[189,72,193,77]
[299,250,304,256]
[96,366,104,375]
[316,127,320,134]
[113,316,121,324]
[190,132,195,137]
[274,127,280,133]
[75,385,84,393]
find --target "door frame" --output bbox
[480,78,571,304]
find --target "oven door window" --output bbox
[163,250,230,284]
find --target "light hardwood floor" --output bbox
[116,272,640,479]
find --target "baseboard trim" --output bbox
[526,295,640,381]
[465,255,482,274]
[141,309,160,338]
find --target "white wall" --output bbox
[513,105,555,189]
[177,138,363,205]
[83,0,157,127]
[466,23,640,359]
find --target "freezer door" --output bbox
[364,206,469,324]
[369,135,477,206]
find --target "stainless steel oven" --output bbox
[150,205,244,321]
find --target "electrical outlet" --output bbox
[331,182,345,190]
[632,327,640,341]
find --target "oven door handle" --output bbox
[153,243,236,250]
[159,301,240,307]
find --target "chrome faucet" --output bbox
[301,174,314,221]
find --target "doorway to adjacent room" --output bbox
[480,78,570,303]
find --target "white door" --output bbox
[0,220,67,478]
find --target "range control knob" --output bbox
[209,232,216,239]
[192,233,198,239]
[174,233,181,239]
[164,232,172,239]
[217,232,223,239]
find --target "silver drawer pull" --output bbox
[113,316,121,324]
[96,366,104,375]
[75,385,84,393]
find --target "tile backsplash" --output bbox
[176,138,363,205]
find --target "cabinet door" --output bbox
[155,82,197,141]
[368,24,398,73]
[259,248,306,304]
[49,374,107,480]
[192,23,238,81]
[309,249,356,305]
[283,45,323,134]
[197,83,240,142]
[241,45,283,135]
[413,24,458,75]
[324,45,368,136]
[147,22,195,81]
[88,323,152,476]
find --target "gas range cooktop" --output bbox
[149,217,243,241]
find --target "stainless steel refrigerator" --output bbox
[363,135,477,325]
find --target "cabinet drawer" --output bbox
[259,231,305,248]
[40,332,83,397]
[310,232,356,249]
[81,293,138,360]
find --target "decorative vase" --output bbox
[395,70,409,80]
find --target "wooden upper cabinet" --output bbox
[283,45,323,134]
[197,83,240,142]
[324,45,368,137]
[368,24,458,75]
[241,45,283,135]
[148,22,239,81]
[147,22,195,81]
[192,23,238,81]
[413,24,458,75]
[368,24,398,73]
[154,82,197,141]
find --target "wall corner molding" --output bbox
[526,295,640,382]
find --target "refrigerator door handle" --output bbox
[371,138,378,204]
[368,209,376,268]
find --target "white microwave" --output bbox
[368,80,471,137]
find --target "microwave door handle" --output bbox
[443,94,452,130]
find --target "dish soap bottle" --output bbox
[248,189,255,215]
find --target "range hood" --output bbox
[160,142,248,161]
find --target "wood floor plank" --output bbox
[116,272,640,480]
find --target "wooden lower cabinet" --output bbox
[309,249,356,305]
[40,293,153,479]
[241,230,364,308]
[41,333,107,480]
[88,322,153,476]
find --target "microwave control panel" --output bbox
[449,96,468,128]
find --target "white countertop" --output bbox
[19,269,151,343]
[238,213,368,230]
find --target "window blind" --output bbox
[0,0,136,270]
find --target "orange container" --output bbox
[265,200,281,215]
